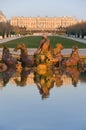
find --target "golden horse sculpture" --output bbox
[14,43,34,68]
[63,45,80,67]
[2,45,17,68]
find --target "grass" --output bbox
[0,35,86,48]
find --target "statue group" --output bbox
[0,37,86,99]
[0,35,85,72]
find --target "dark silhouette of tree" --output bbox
[0,21,12,38]
[66,22,86,38]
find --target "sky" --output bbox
[0,0,86,20]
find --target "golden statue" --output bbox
[34,35,54,66]
[63,45,80,67]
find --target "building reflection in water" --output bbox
[0,66,86,99]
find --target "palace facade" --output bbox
[10,16,78,32]
[0,10,6,23]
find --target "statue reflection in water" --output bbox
[0,66,16,87]
[65,66,84,87]
[0,63,85,98]
[34,68,55,99]
[14,68,33,87]
[34,66,64,99]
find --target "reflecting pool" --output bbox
[0,67,86,130]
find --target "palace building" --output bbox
[10,16,78,32]
[0,10,6,23]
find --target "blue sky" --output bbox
[0,0,86,20]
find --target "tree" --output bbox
[0,21,12,38]
[66,22,86,38]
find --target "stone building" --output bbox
[10,16,78,32]
[0,10,6,23]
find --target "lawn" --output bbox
[0,35,86,48]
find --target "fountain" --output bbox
[0,35,86,75]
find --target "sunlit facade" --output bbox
[0,10,6,23]
[10,16,78,31]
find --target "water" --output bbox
[0,67,86,130]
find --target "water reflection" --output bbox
[0,67,16,87]
[63,67,81,87]
[14,68,33,87]
[34,68,55,99]
[0,66,86,99]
